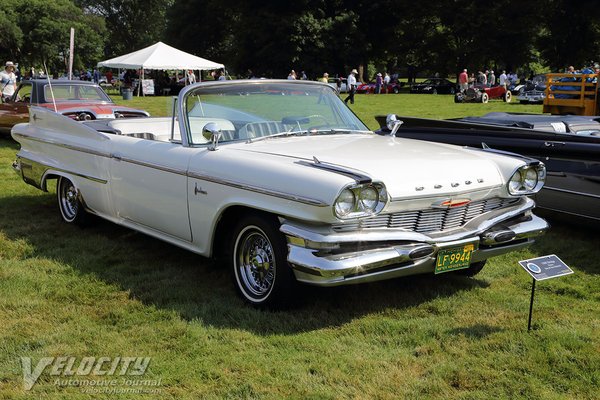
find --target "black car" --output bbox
[375,112,600,221]
[410,78,457,94]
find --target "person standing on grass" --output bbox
[375,73,382,94]
[459,69,468,92]
[384,72,390,93]
[1,62,17,101]
[477,70,487,85]
[344,69,357,105]
[499,70,508,89]
[187,70,196,85]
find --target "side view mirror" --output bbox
[386,114,403,136]
[203,122,222,151]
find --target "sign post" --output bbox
[518,254,573,331]
[527,279,536,331]
[68,28,74,80]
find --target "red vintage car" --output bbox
[0,79,149,135]
[356,81,402,94]
[454,84,512,103]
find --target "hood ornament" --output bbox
[386,114,403,136]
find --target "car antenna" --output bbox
[43,62,58,113]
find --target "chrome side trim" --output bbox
[16,132,327,206]
[187,171,329,207]
[17,156,107,187]
[13,132,111,158]
[543,185,600,199]
[116,156,187,176]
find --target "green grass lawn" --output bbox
[1,95,599,399]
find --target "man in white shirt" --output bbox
[1,61,17,101]
[498,70,508,89]
[383,72,390,93]
[344,69,358,105]
[186,70,196,85]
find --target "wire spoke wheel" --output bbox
[57,177,87,225]
[235,227,276,299]
[59,178,79,221]
[230,214,296,308]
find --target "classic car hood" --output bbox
[39,103,146,117]
[232,134,506,198]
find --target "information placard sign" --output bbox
[518,254,573,281]
[142,79,155,95]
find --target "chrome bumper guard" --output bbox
[281,198,549,286]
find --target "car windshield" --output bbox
[44,84,112,103]
[184,81,369,145]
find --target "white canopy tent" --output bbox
[97,41,225,95]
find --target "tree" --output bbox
[538,0,600,70]
[166,0,236,73]
[0,7,24,60]
[11,0,106,74]
[77,0,174,57]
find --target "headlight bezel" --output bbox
[507,163,546,195]
[333,182,388,219]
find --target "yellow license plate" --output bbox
[435,244,475,274]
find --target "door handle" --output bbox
[112,152,123,161]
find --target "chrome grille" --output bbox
[332,198,518,233]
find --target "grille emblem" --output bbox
[433,198,471,208]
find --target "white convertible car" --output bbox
[12,80,549,307]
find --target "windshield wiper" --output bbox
[306,128,372,135]
[245,128,372,143]
[245,129,305,143]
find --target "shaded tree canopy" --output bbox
[2,0,600,79]
[0,0,106,73]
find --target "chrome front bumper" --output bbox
[281,198,549,286]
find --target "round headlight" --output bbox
[524,168,538,190]
[335,189,355,217]
[509,170,522,193]
[538,165,546,182]
[359,187,379,212]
